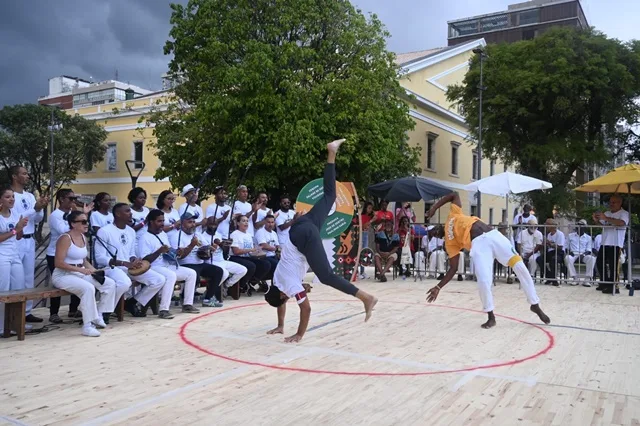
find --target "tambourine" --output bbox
[128,260,151,276]
[196,246,212,260]
[162,248,180,265]
[359,248,374,267]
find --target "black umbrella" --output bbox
[367,176,453,202]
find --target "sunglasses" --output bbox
[72,220,89,225]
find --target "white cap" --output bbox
[181,184,195,196]
[427,225,435,231]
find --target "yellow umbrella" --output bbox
[575,163,640,194]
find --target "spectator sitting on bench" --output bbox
[374,221,400,282]
[51,211,116,337]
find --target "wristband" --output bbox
[11,229,17,236]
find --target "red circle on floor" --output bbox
[179,300,555,377]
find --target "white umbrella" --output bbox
[464,172,552,197]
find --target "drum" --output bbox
[196,246,212,260]
[359,248,374,267]
[128,260,151,276]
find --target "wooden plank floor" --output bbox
[1,273,640,426]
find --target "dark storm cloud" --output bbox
[0,0,636,108]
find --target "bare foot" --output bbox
[363,295,378,322]
[284,334,302,343]
[530,304,550,324]
[327,138,346,153]
[481,317,496,329]
[267,326,284,335]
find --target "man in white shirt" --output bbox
[178,184,205,228]
[232,185,258,236]
[255,214,280,274]
[137,209,200,318]
[536,219,565,286]
[10,166,49,323]
[275,195,298,245]
[264,139,377,343]
[593,194,629,293]
[252,192,272,235]
[205,186,232,239]
[565,219,596,286]
[516,218,543,276]
[513,204,537,243]
[94,203,165,319]
[426,229,445,279]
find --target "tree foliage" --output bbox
[147,0,419,199]
[0,104,107,195]
[448,28,640,221]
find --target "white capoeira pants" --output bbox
[211,260,247,287]
[102,267,135,308]
[525,253,540,276]
[458,251,474,276]
[17,237,35,315]
[428,250,446,275]
[470,230,540,312]
[126,267,167,307]
[51,269,116,323]
[413,251,425,273]
[565,253,596,279]
[151,266,197,310]
[0,255,25,332]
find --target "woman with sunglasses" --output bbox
[229,214,271,293]
[46,188,93,324]
[51,211,117,337]
[0,187,29,334]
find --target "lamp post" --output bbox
[47,107,63,211]
[473,47,487,219]
[125,160,146,188]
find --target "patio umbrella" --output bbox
[367,176,453,202]
[463,172,552,197]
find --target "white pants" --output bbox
[51,269,116,323]
[17,237,35,315]
[211,260,247,287]
[128,268,166,307]
[152,266,197,310]
[428,250,446,275]
[0,255,25,332]
[470,230,540,312]
[458,251,473,275]
[103,267,134,309]
[525,252,540,276]
[565,253,596,279]
[413,251,425,273]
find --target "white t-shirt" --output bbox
[255,227,279,257]
[205,203,232,238]
[0,209,21,257]
[567,232,593,255]
[517,229,543,255]
[230,230,254,257]
[275,209,296,245]
[601,209,629,248]
[513,213,537,241]
[168,229,202,265]
[137,231,171,268]
[13,190,43,235]
[46,209,70,256]
[546,230,565,252]
[162,208,182,241]
[594,234,602,252]
[178,203,204,222]
[427,237,444,253]
[94,224,136,267]
[130,207,149,238]
[200,231,225,263]
[253,207,270,232]
[90,211,114,229]
[233,201,254,236]
[273,239,308,304]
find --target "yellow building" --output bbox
[396,38,510,224]
[69,37,510,223]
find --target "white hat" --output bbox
[577,219,587,226]
[181,184,195,196]
[427,225,435,231]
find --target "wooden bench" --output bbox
[1,288,125,341]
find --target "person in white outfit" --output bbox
[565,219,596,286]
[274,195,298,245]
[178,184,205,228]
[426,228,446,278]
[10,166,49,323]
[94,203,164,319]
[128,187,149,239]
[137,209,200,318]
[51,211,116,337]
[516,218,543,277]
[0,187,29,335]
[201,217,248,296]
[90,192,114,233]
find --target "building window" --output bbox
[470,205,478,217]
[106,143,117,171]
[472,150,479,180]
[489,208,494,225]
[451,143,460,176]
[426,133,437,171]
[133,141,144,169]
[519,9,539,26]
[522,29,536,40]
[490,160,495,176]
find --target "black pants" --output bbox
[537,250,560,283]
[47,255,81,315]
[289,163,359,297]
[597,245,621,290]
[228,256,270,283]
[183,263,224,301]
[264,256,279,279]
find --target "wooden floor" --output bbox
[2,272,640,426]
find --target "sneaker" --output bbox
[26,314,43,323]
[202,298,223,308]
[81,324,101,337]
[158,310,175,319]
[582,281,592,287]
[92,317,107,329]
[49,314,63,324]
[182,305,201,314]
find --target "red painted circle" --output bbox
[179,300,555,377]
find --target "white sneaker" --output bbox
[82,324,101,337]
[92,318,107,329]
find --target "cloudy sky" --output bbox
[0,0,637,108]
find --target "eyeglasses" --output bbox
[72,220,89,225]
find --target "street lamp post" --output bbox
[473,47,487,219]
[47,107,63,211]
[125,160,146,188]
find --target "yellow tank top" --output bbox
[444,204,480,258]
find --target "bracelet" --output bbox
[11,229,17,235]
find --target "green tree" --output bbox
[448,28,640,221]
[146,0,418,200]
[0,104,107,196]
